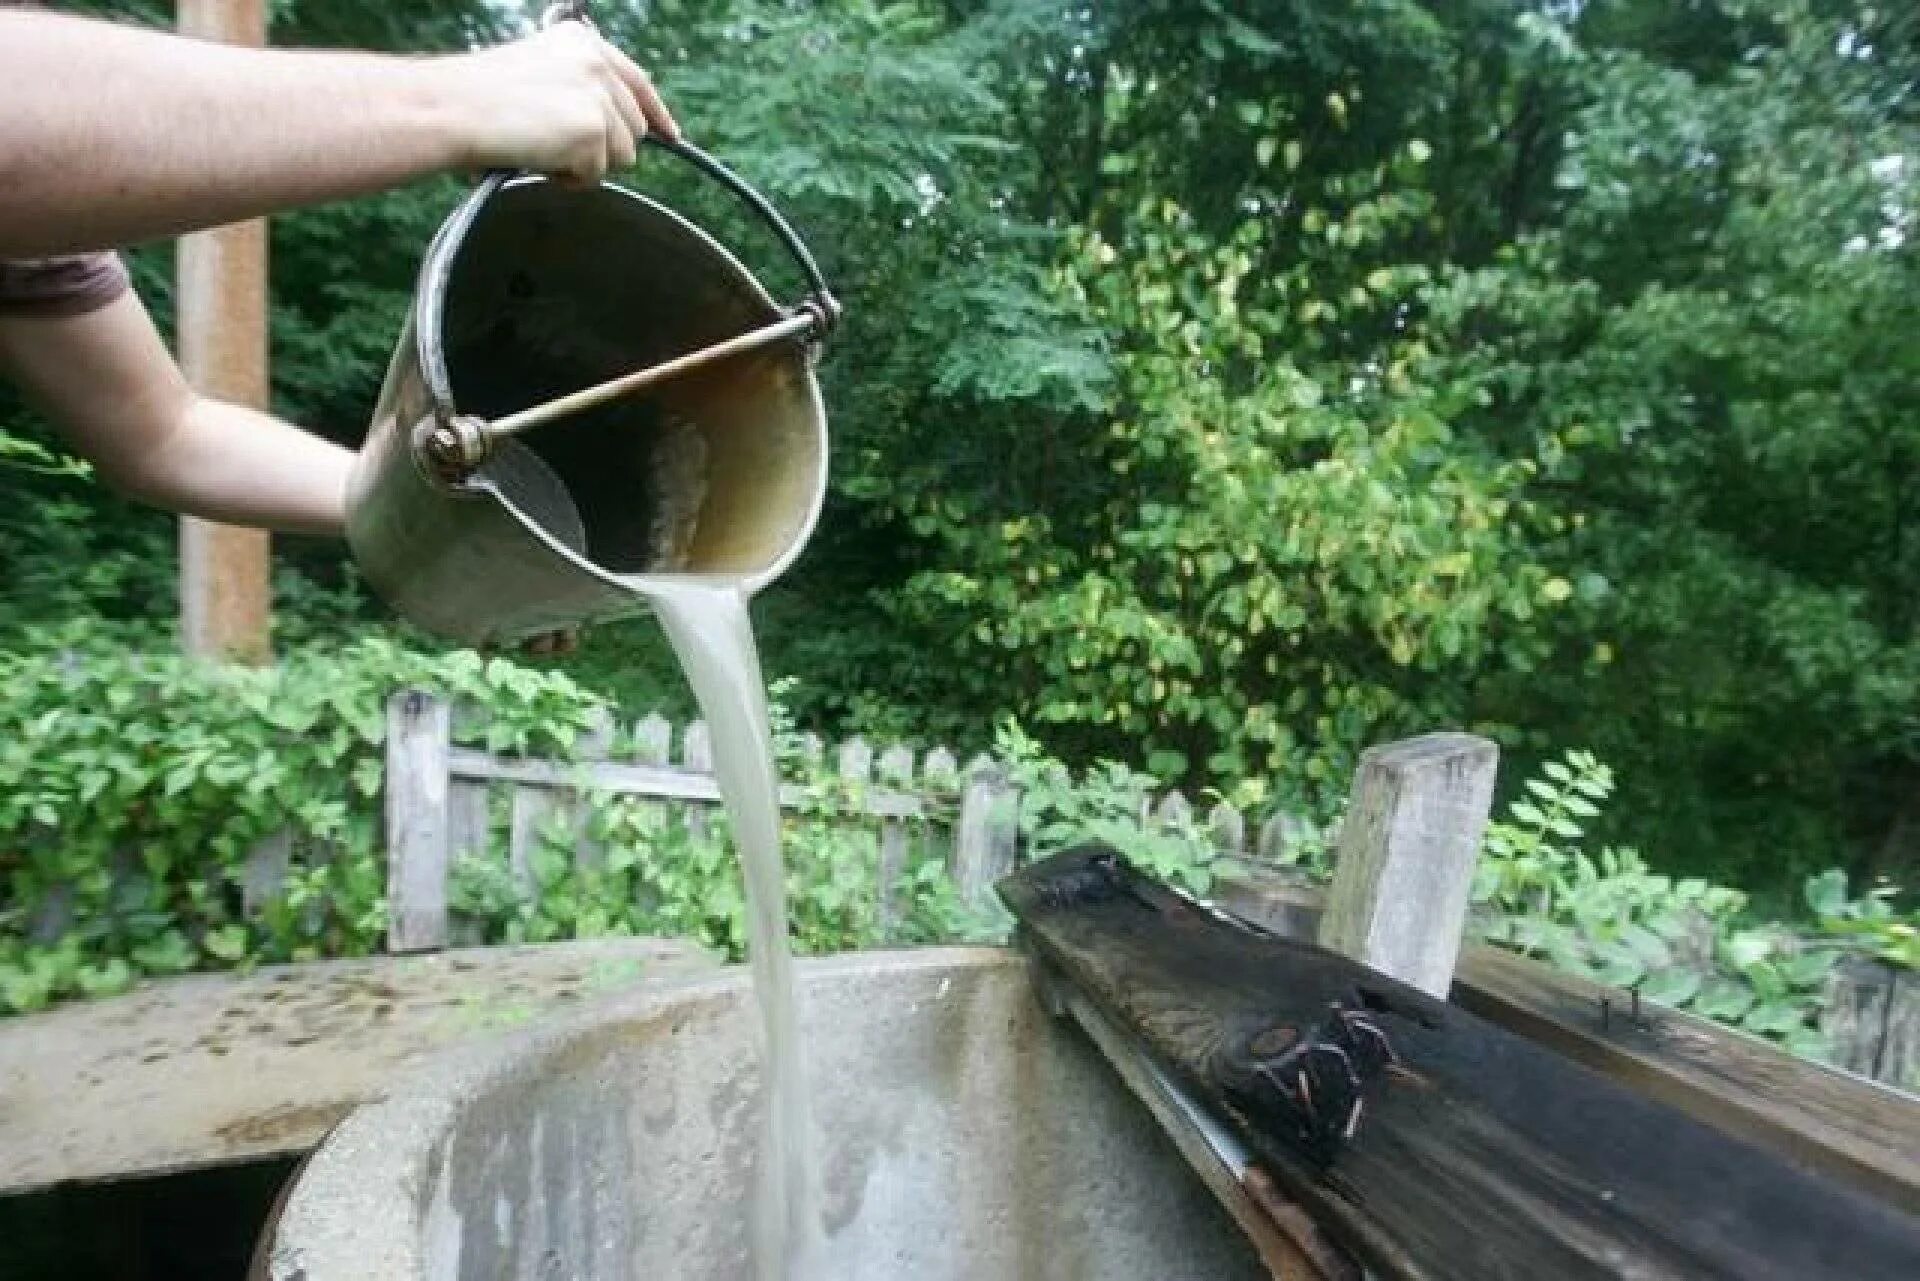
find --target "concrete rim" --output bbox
[263,947,1023,1280]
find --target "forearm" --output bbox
[0,11,468,257]
[134,397,352,536]
[0,293,349,535]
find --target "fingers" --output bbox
[603,92,637,173]
[602,40,681,142]
[599,57,649,160]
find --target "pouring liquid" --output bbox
[640,577,824,1281]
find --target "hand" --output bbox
[441,23,680,185]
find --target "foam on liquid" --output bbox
[641,577,824,1280]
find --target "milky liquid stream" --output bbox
[640,577,824,1281]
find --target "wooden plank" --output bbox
[446,782,489,864]
[953,755,1019,906]
[570,710,615,871]
[682,720,714,844]
[1209,801,1247,857]
[632,713,673,767]
[1001,848,1920,1281]
[1039,969,1353,1280]
[384,691,451,953]
[0,939,715,1195]
[1823,957,1920,1088]
[445,748,925,818]
[241,830,292,917]
[508,785,559,897]
[1214,864,1920,1218]
[1319,734,1497,998]
[1455,942,1920,1216]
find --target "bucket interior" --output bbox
[435,179,824,580]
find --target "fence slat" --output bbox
[1318,733,1499,998]
[922,747,958,789]
[241,829,292,917]
[448,782,489,864]
[838,735,874,785]
[953,755,1019,907]
[570,710,615,871]
[797,732,825,773]
[386,690,451,953]
[683,721,713,843]
[1256,811,1304,863]
[508,785,558,898]
[1207,801,1245,857]
[878,744,915,786]
[633,713,672,767]
[1154,790,1192,830]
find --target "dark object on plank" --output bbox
[999,846,1920,1281]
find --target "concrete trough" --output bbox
[260,948,1264,1280]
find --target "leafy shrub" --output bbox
[0,636,986,1014]
[1474,751,1916,1060]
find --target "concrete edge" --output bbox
[263,947,1023,1280]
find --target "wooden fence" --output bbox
[371,689,1917,1090]
[381,689,1021,953]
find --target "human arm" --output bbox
[0,12,679,258]
[0,291,350,535]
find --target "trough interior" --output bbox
[269,949,1265,1281]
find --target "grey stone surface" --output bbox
[266,948,1264,1280]
[0,938,713,1194]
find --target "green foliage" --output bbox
[6,0,1919,928]
[997,720,1215,895]
[1473,750,1918,1060]
[0,634,996,1015]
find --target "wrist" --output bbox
[406,53,492,175]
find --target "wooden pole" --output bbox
[177,0,272,665]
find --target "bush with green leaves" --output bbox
[0,636,988,1015]
[1472,751,1916,1060]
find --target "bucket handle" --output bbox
[637,135,840,333]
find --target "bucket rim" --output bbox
[408,173,829,597]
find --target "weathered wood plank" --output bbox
[241,830,292,917]
[1453,942,1920,1217]
[1319,734,1498,998]
[384,690,451,953]
[953,755,1019,906]
[570,710,615,871]
[1823,957,1920,1090]
[445,747,925,818]
[1209,801,1247,857]
[508,785,559,897]
[1041,969,1354,1280]
[1212,863,1920,1218]
[632,713,673,767]
[838,735,874,785]
[1002,848,1920,1281]
[446,781,489,864]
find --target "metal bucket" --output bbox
[346,143,835,645]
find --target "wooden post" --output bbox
[1318,733,1498,998]
[177,0,271,665]
[1822,957,1920,1089]
[385,690,451,953]
[953,755,1019,906]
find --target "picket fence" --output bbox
[374,690,1319,955]
[203,688,1918,1090]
